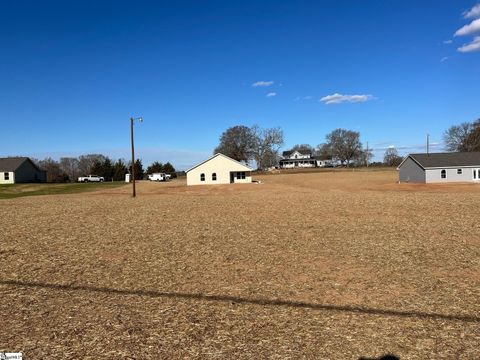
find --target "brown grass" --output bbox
[1,170,479,359]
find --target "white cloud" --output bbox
[455,18,480,36]
[464,3,480,19]
[440,56,449,62]
[266,92,277,97]
[443,39,453,44]
[319,93,375,105]
[252,81,274,87]
[458,36,480,52]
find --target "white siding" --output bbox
[186,154,253,186]
[0,171,14,184]
[425,167,480,183]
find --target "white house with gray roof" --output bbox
[397,152,480,183]
[279,149,332,168]
[0,157,47,184]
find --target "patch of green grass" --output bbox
[0,182,126,199]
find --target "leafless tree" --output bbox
[325,128,362,166]
[315,143,333,160]
[214,126,257,163]
[77,154,106,176]
[290,144,314,154]
[443,122,475,152]
[252,126,284,169]
[383,147,403,167]
[59,157,79,182]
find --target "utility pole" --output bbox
[366,141,369,168]
[427,134,430,156]
[130,117,143,198]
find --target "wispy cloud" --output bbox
[458,36,480,52]
[440,56,449,62]
[464,3,480,19]
[443,39,453,44]
[371,142,443,153]
[319,93,375,105]
[294,95,313,101]
[252,81,274,87]
[455,18,480,36]
[266,92,277,97]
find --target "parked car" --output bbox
[148,173,167,181]
[77,175,104,182]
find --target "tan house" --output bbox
[0,157,47,184]
[186,153,253,186]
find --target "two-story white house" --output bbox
[279,150,331,169]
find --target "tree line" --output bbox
[34,155,176,183]
[214,125,373,168]
[215,118,480,169]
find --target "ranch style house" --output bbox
[397,152,480,183]
[186,153,253,186]
[279,149,331,169]
[0,157,47,184]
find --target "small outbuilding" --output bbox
[186,153,253,186]
[0,157,47,184]
[397,152,480,183]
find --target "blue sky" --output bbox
[1,0,479,169]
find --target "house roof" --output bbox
[400,152,480,169]
[282,149,312,157]
[279,158,316,162]
[185,153,253,173]
[0,157,40,172]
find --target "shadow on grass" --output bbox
[1,279,478,323]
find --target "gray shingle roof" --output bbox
[409,152,480,168]
[0,157,29,171]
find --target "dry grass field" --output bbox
[1,170,479,359]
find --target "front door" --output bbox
[230,172,234,183]
[473,169,480,181]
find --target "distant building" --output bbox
[186,153,253,186]
[397,152,480,183]
[0,157,47,184]
[279,149,331,168]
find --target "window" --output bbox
[237,172,246,180]
[457,169,462,175]
[4,172,9,180]
[200,173,205,181]
[212,173,217,181]
[441,169,446,179]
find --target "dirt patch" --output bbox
[1,170,479,359]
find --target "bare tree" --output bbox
[59,157,79,182]
[252,126,284,169]
[290,144,314,154]
[443,122,475,152]
[37,157,68,182]
[383,147,403,167]
[315,143,333,160]
[465,120,480,151]
[214,126,258,163]
[77,154,106,175]
[325,128,362,166]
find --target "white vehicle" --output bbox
[78,175,104,183]
[148,173,167,181]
